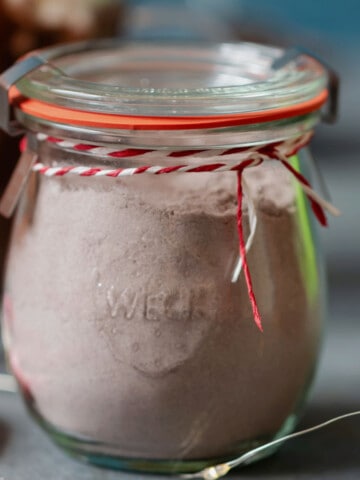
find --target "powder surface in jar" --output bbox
[5,160,322,459]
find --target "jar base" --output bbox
[26,400,298,475]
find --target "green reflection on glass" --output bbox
[290,154,319,304]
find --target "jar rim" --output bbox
[11,87,327,131]
[11,39,329,129]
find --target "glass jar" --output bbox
[0,41,334,475]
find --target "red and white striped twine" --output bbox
[34,131,312,177]
[30,132,340,332]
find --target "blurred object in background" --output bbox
[1,0,125,56]
[0,0,125,290]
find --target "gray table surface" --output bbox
[0,280,359,480]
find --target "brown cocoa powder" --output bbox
[5,161,322,459]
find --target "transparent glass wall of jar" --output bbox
[2,136,325,474]
[0,41,331,474]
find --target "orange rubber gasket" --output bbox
[10,86,328,131]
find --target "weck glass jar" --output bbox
[0,41,336,475]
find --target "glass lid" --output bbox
[13,39,328,118]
